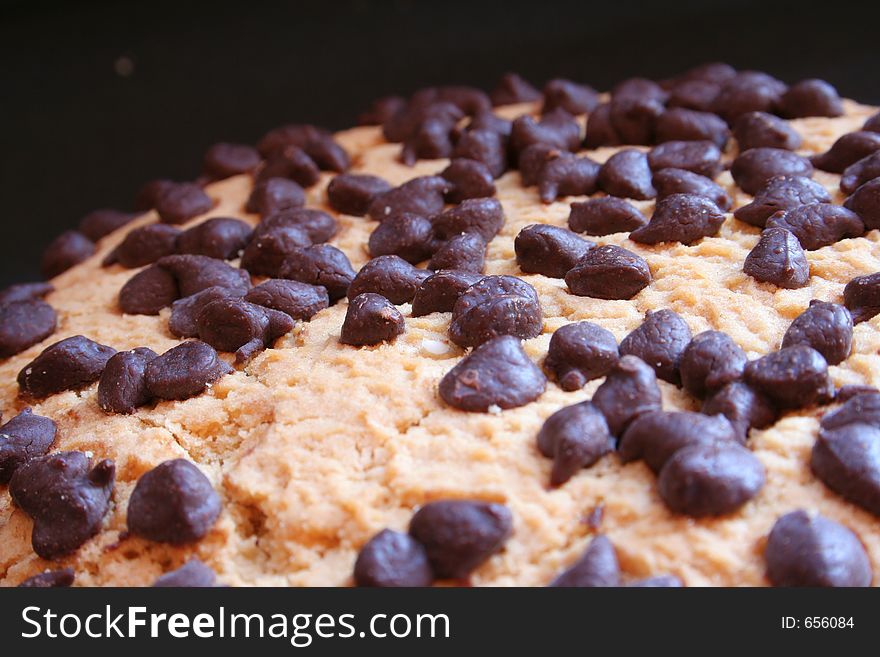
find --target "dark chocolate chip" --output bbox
[431,197,505,242]
[518,143,557,187]
[449,275,543,348]
[782,301,853,365]
[203,142,261,180]
[411,270,483,317]
[536,152,600,202]
[245,177,306,216]
[583,103,621,149]
[41,231,95,279]
[144,340,233,401]
[134,179,175,212]
[256,123,329,158]
[766,204,863,250]
[812,423,880,518]
[19,568,75,588]
[844,271,880,324]
[619,309,692,384]
[244,279,329,321]
[822,392,880,432]
[9,451,114,559]
[613,77,668,103]
[780,79,843,118]
[765,510,872,587]
[680,331,747,398]
[812,131,880,173]
[565,245,652,300]
[844,177,880,230]
[428,233,486,273]
[630,193,725,245]
[97,348,158,414]
[647,140,722,178]
[655,108,729,148]
[744,345,833,409]
[701,381,777,438]
[711,71,787,124]
[400,116,457,165]
[658,441,764,517]
[733,111,802,151]
[0,408,57,484]
[628,575,684,587]
[841,152,880,194]
[354,529,434,587]
[439,335,546,412]
[509,111,581,157]
[127,459,221,544]
[176,217,253,260]
[536,402,613,486]
[327,173,392,216]
[78,209,138,241]
[118,264,179,315]
[452,129,507,178]
[408,499,513,579]
[734,175,831,228]
[490,72,542,106]
[652,168,732,211]
[104,224,181,268]
[408,86,491,116]
[542,79,599,115]
[440,159,496,203]
[280,244,356,302]
[195,298,294,363]
[340,293,405,346]
[153,558,219,588]
[259,145,321,187]
[169,287,242,338]
[18,335,115,398]
[358,96,407,126]
[155,183,213,224]
[368,212,435,263]
[240,224,313,277]
[544,321,619,391]
[835,384,879,403]
[303,135,350,173]
[466,109,513,137]
[666,80,721,113]
[567,197,647,236]
[609,95,664,145]
[619,410,741,473]
[731,148,814,195]
[591,355,662,436]
[743,227,810,289]
[549,535,620,587]
[514,224,594,278]
[157,254,251,298]
[367,176,449,222]
[598,149,657,200]
[0,282,53,305]
[865,112,880,133]
[384,101,464,145]
[347,255,431,305]
[260,208,337,244]
[0,299,57,358]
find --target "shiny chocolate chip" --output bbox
[535,152,600,203]
[259,145,320,187]
[509,111,581,158]
[537,402,613,486]
[544,321,619,391]
[844,178,880,230]
[280,244,356,302]
[118,264,179,315]
[549,535,620,587]
[432,197,505,242]
[631,193,725,245]
[514,224,594,278]
[176,217,253,260]
[411,270,483,317]
[743,345,833,409]
[591,355,662,436]
[841,152,880,194]
[367,176,449,222]
[134,179,175,212]
[195,298,294,363]
[711,71,786,124]
[542,79,599,115]
[565,245,652,300]
[97,348,158,414]
[104,224,181,268]
[0,282,53,305]
[680,331,747,398]
[327,173,392,216]
[653,168,732,211]
[821,392,880,432]
[449,275,542,348]
[157,254,251,298]
[598,149,657,200]
[812,423,880,518]
[428,233,486,273]
[18,568,75,588]
[0,408,57,484]
[354,529,434,587]
[18,335,115,398]
[619,309,692,384]
[567,197,647,236]
[731,148,813,195]
[340,293,405,346]
[440,159,496,203]
[452,129,507,178]
[780,79,843,118]
[347,255,431,305]
[144,340,233,401]
[368,213,435,263]
[655,108,730,149]
[0,299,57,358]
[812,131,880,173]
[782,301,853,365]
[733,112,802,151]
[245,177,306,216]
[609,95,664,145]
[583,103,621,149]
[244,279,328,321]
[241,217,312,274]
[169,287,243,338]
[155,182,213,224]
[734,175,831,228]
[743,228,810,289]
[765,203,863,250]
[647,140,722,178]
[701,381,777,438]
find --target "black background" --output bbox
[1,0,879,286]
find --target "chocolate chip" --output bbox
[591,355,662,435]
[733,111,802,151]
[439,335,546,412]
[466,109,513,137]
[0,299,56,359]
[354,529,434,587]
[103,224,181,268]
[613,77,668,103]
[537,402,613,486]
[835,385,879,403]
[628,575,684,587]
[765,510,872,586]
[452,129,507,178]
[731,148,814,195]
[203,142,261,180]
[565,245,652,300]
[0,282,53,305]
[428,233,486,273]
[195,298,294,363]
[647,140,722,178]
[260,208,337,244]
[619,309,691,384]
[609,95,664,145]
[155,182,213,224]
[97,348,158,414]
[598,149,657,200]
[766,204,864,250]
[653,168,732,211]
[734,175,832,227]
[841,152,880,194]
[244,279,328,321]
[549,535,620,587]
[630,193,725,245]
[340,293,405,347]
[490,72,542,106]
[358,96,407,126]
[0,408,57,484]
[303,135,350,173]
[368,212,435,263]
[118,264,179,315]
[866,112,880,133]
[701,381,777,438]
[509,111,581,157]
[411,270,483,317]
[256,123,329,158]
[515,224,594,278]
[536,152,600,202]
[280,244,356,302]
[811,423,880,520]
[821,392,880,431]
[259,144,321,187]
[711,71,786,124]
[583,103,621,149]
[743,227,810,289]
[782,301,853,365]
[544,321,619,391]
[518,143,557,186]
[245,177,306,216]
[680,331,747,398]
[240,224,312,277]
[619,411,741,473]
[744,345,833,409]
[667,78,722,112]
[844,177,880,229]
[9,451,114,559]
[542,79,599,115]
[449,275,543,348]
[176,217,253,260]
[812,131,880,173]
[169,288,244,339]
[78,209,138,241]
[327,173,392,216]
[658,441,764,516]
[384,101,464,145]
[845,270,880,324]
[144,340,233,401]
[780,79,843,118]
[367,176,449,222]
[440,159,496,203]
[655,108,730,148]
[431,197,505,242]
[158,254,251,298]
[127,459,221,544]
[400,116,457,165]
[153,558,219,588]
[567,197,647,236]
[408,500,513,579]
[347,255,430,305]
[408,86,491,117]
[19,568,75,588]
[134,179,175,211]
[41,231,95,278]
[18,335,115,398]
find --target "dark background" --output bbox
[1,0,879,286]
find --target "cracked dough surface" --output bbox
[2,99,880,587]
